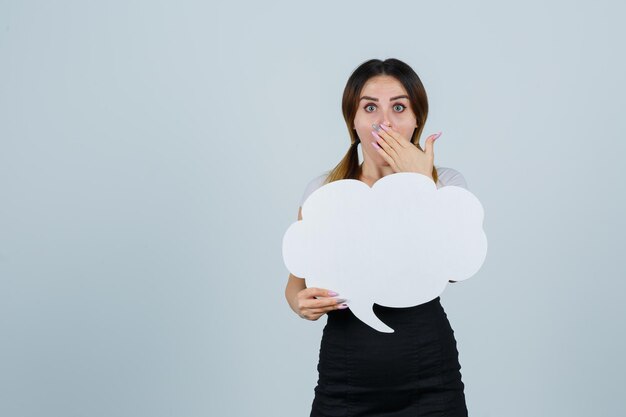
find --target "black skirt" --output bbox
[310,296,468,417]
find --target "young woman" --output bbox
[284,58,469,417]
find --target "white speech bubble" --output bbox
[282,172,487,333]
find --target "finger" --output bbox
[377,123,408,148]
[302,312,322,321]
[370,140,395,167]
[371,127,398,153]
[310,302,347,314]
[307,296,346,309]
[425,131,441,156]
[371,131,398,158]
[329,302,348,311]
[305,287,338,298]
[308,305,337,314]
[372,141,400,172]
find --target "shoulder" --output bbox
[435,166,469,190]
[299,170,331,207]
[305,170,330,189]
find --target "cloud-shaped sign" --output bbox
[282,172,487,333]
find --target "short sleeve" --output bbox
[299,172,329,207]
[435,167,469,190]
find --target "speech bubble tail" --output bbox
[349,302,395,333]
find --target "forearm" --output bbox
[285,275,307,315]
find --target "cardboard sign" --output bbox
[282,172,487,333]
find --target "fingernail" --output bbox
[371,123,380,131]
[371,131,382,140]
[379,124,389,132]
[371,141,381,149]
[338,304,349,309]
[328,291,338,296]
[432,131,442,141]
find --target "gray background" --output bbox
[1,0,624,416]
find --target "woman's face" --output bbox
[353,75,418,165]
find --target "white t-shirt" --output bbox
[298,166,469,208]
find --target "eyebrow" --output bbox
[360,95,409,102]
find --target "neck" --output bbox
[359,160,395,183]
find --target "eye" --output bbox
[363,103,407,113]
[394,104,407,112]
[364,104,376,112]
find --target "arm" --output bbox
[285,273,307,315]
[284,206,345,319]
[284,207,307,315]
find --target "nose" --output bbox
[377,108,393,128]
[376,119,392,129]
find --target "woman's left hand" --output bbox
[370,123,442,179]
